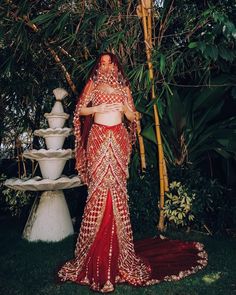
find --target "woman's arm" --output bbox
[123,103,136,122]
[76,80,95,116]
[123,86,136,122]
[80,103,119,116]
[109,87,136,122]
[79,105,97,116]
[78,80,120,116]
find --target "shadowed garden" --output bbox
[0,0,236,294]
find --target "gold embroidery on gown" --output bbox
[57,87,208,293]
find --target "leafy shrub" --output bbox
[168,166,228,233]
[0,173,35,217]
[128,164,229,235]
[128,166,159,237]
[163,181,195,227]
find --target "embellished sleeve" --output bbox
[124,86,137,148]
[126,86,136,113]
[73,79,95,185]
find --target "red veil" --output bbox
[73,53,137,185]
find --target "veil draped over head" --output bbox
[73,52,137,185]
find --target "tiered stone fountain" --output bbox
[4,88,82,242]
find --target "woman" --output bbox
[57,53,208,293]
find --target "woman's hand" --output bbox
[109,100,135,121]
[94,103,120,113]
[107,100,129,113]
[80,102,128,116]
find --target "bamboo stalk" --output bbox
[6,6,78,97]
[163,154,169,191]
[125,5,147,171]
[136,112,146,171]
[140,4,153,79]
[58,46,76,62]
[139,1,169,231]
[153,103,165,231]
[46,44,79,96]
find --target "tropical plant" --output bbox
[142,74,236,169]
[128,166,159,237]
[0,0,235,231]
[1,0,235,166]
[163,180,195,227]
[0,174,34,217]
[167,166,230,233]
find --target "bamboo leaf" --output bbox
[204,44,219,61]
[160,53,166,74]
[31,12,57,25]
[188,42,198,49]
[141,125,157,144]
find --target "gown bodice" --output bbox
[92,89,125,106]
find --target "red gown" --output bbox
[57,87,208,293]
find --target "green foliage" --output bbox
[168,166,229,233]
[164,181,195,227]
[160,78,235,168]
[189,172,229,233]
[0,0,235,233]
[0,174,34,217]
[128,167,159,237]
[0,0,235,167]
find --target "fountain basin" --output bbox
[23,149,74,180]
[34,128,72,149]
[39,158,67,179]
[45,135,66,150]
[23,149,74,160]
[44,113,70,128]
[4,175,82,191]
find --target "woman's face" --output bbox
[99,54,117,74]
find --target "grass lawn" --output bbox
[0,217,235,295]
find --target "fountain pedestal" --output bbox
[23,190,73,242]
[5,175,82,242]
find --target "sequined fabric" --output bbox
[57,87,208,293]
[92,89,125,106]
[57,122,152,292]
[73,84,137,185]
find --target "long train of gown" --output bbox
[57,122,208,293]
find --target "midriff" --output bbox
[94,111,122,126]
[92,88,124,126]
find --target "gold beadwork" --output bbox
[57,86,208,292]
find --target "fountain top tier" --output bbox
[44,88,70,129]
[33,88,73,150]
[22,88,75,180]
